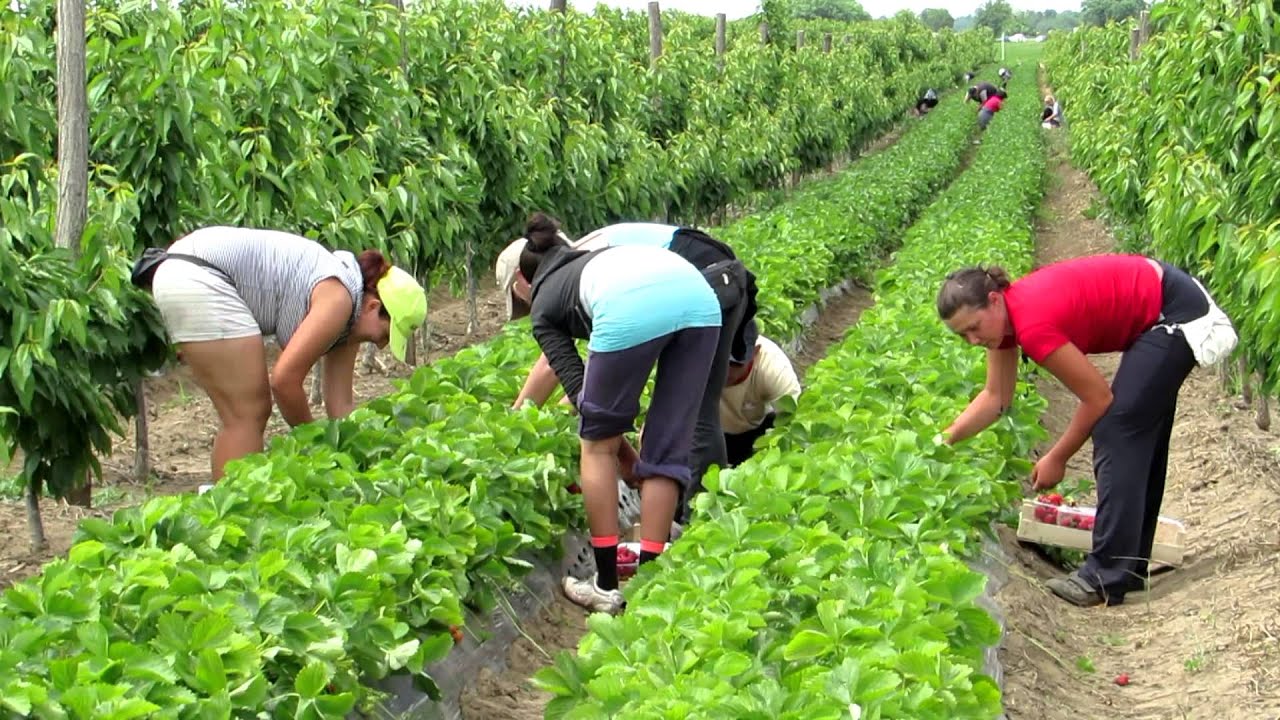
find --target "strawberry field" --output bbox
[3,0,1277,717]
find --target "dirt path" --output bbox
[994,102,1280,718]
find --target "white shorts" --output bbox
[152,259,260,343]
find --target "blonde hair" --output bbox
[1044,94,1056,105]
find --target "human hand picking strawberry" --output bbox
[1031,453,1067,491]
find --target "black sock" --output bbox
[592,545,619,591]
[639,550,661,565]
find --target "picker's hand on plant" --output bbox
[1031,454,1067,491]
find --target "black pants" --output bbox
[1081,262,1207,602]
[724,413,777,468]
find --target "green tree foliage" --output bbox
[793,0,871,22]
[1081,0,1145,26]
[974,0,1014,35]
[920,8,955,31]
[1045,0,1280,389]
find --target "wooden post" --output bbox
[1128,26,1140,60]
[55,0,87,264]
[1138,10,1150,44]
[759,22,769,45]
[823,32,832,53]
[1256,385,1271,431]
[550,0,566,91]
[715,12,726,68]
[56,0,90,511]
[796,29,805,49]
[648,1,662,67]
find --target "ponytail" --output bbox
[936,265,1011,320]
[518,212,570,283]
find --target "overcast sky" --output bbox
[553,0,1082,19]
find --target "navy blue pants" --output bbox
[1081,262,1207,603]
[578,326,721,490]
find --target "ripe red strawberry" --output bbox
[1079,517,1095,531]
[566,483,582,494]
[450,626,464,644]
[1114,673,1130,686]
[1046,493,1064,506]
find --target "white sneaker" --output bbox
[562,575,625,614]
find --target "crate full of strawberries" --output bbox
[1016,493,1187,567]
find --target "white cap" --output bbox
[495,237,528,320]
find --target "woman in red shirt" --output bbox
[935,254,1233,607]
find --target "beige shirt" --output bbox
[720,336,801,434]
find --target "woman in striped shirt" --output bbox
[142,226,426,482]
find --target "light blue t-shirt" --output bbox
[578,245,720,353]
[573,223,680,252]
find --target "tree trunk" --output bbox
[1256,382,1271,431]
[310,357,324,406]
[55,0,87,262]
[464,237,478,336]
[362,342,384,373]
[1237,355,1252,409]
[132,379,150,481]
[26,476,47,552]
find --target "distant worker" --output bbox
[998,67,1012,87]
[1042,94,1064,128]
[914,88,940,116]
[720,333,801,467]
[967,81,1001,104]
[978,89,1006,134]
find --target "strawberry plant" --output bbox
[535,63,1048,719]
[0,70,1000,715]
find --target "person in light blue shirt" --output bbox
[496,215,759,523]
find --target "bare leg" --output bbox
[180,335,272,481]
[580,436,621,538]
[638,477,679,544]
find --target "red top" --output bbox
[999,255,1163,363]
[982,95,1003,112]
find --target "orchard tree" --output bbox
[974,0,1014,36]
[1081,0,1144,25]
[920,8,954,30]
[792,0,870,22]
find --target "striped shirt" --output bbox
[168,226,364,348]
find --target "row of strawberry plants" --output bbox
[1042,1,1280,389]
[0,91,983,718]
[712,94,977,344]
[533,63,1048,719]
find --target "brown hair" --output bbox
[518,212,570,283]
[936,266,1011,320]
[358,250,391,294]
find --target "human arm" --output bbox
[271,278,354,426]
[1030,343,1113,490]
[513,352,563,408]
[321,339,360,419]
[942,346,1019,445]
[531,313,585,404]
[755,345,802,405]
